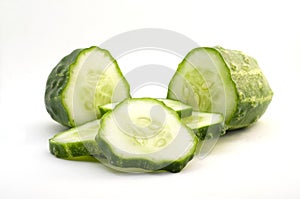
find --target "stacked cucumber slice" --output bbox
[46,46,273,173]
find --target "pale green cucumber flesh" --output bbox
[95,98,198,173]
[167,46,273,130]
[45,46,131,127]
[49,120,103,159]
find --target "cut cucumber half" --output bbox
[167,46,273,130]
[98,99,192,118]
[49,120,102,159]
[182,111,225,140]
[95,98,198,173]
[45,46,130,127]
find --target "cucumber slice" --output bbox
[167,46,273,130]
[98,102,119,116]
[95,98,198,173]
[156,98,192,118]
[98,99,193,118]
[45,46,130,127]
[49,120,103,159]
[182,111,225,140]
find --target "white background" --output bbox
[1,0,300,198]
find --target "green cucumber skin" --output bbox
[214,46,273,129]
[49,139,101,159]
[193,123,225,140]
[45,48,83,127]
[176,108,192,118]
[167,46,273,130]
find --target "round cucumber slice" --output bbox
[95,98,198,173]
[49,120,103,159]
[45,46,130,127]
[167,46,273,130]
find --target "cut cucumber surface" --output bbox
[45,46,130,127]
[98,99,192,118]
[167,46,273,130]
[182,111,225,140]
[95,98,198,173]
[49,120,102,159]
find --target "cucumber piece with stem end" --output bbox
[167,46,273,130]
[45,46,130,127]
[95,98,198,173]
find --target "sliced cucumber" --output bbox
[98,99,192,118]
[182,111,225,140]
[49,120,103,159]
[95,98,198,173]
[156,98,192,118]
[49,111,221,160]
[45,46,130,127]
[167,46,273,130]
[98,102,119,116]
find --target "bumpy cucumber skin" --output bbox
[49,139,101,159]
[214,46,273,129]
[167,46,273,130]
[45,48,83,127]
[95,98,198,173]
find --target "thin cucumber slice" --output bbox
[98,99,192,118]
[95,98,198,173]
[167,46,273,130]
[98,102,119,116]
[156,98,192,118]
[45,46,130,127]
[49,120,102,159]
[182,111,225,140]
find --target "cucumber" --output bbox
[49,109,221,160]
[45,46,130,127]
[98,99,193,118]
[98,102,118,116]
[95,98,198,173]
[157,98,192,118]
[48,111,222,159]
[182,111,225,140]
[167,46,273,130]
[49,120,103,159]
